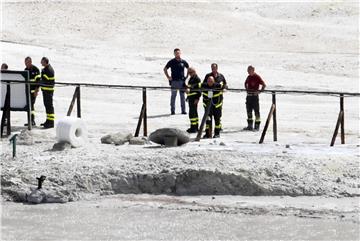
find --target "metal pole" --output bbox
[10,134,17,158]
[272,92,277,142]
[340,94,345,144]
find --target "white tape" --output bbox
[56,117,87,147]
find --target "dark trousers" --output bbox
[188,97,199,128]
[246,95,260,124]
[42,90,55,122]
[30,93,37,121]
[205,102,222,134]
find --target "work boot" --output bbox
[254,122,261,131]
[42,121,54,129]
[213,129,220,138]
[243,120,253,131]
[186,125,198,133]
[202,129,211,139]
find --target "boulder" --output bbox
[101,134,113,144]
[27,188,68,204]
[129,137,148,145]
[52,142,72,151]
[101,133,133,145]
[149,128,190,146]
[17,130,34,145]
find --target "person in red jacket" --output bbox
[244,65,266,131]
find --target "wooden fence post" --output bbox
[66,87,81,117]
[76,85,81,118]
[340,94,345,144]
[330,111,344,146]
[143,88,147,136]
[195,100,213,142]
[259,104,275,144]
[272,92,277,142]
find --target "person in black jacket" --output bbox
[40,57,55,129]
[24,56,41,126]
[202,63,227,138]
[185,67,202,133]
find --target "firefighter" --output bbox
[185,67,201,133]
[202,63,227,138]
[243,65,266,131]
[40,57,55,129]
[24,57,41,126]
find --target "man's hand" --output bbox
[34,89,39,97]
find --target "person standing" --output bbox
[40,57,55,129]
[202,63,227,138]
[163,48,189,115]
[185,67,202,133]
[24,56,41,126]
[243,65,266,131]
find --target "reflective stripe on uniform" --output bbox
[187,92,198,97]
[46,113,55,121]
[215,124,222,129]
[42,74,55,81]
[34,74,41,81]
[190,117,199,125]
[41,87,54,91]
[213,91,223,98]
[215,102,223,108]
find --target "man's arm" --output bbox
[163,66,171,81]
[259,76,266,92]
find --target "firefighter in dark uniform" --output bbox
[202,63,227,138]
[40,57,55,129]
[244,65,266,131]
[185,67,201,133]
[24,56,41,126]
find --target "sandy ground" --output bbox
[2,195,360,240]
[1,1,360,240]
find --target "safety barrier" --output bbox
[1,80,359,146]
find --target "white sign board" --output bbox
[1,70,30,111]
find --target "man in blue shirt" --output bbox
[163,48,189,115]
